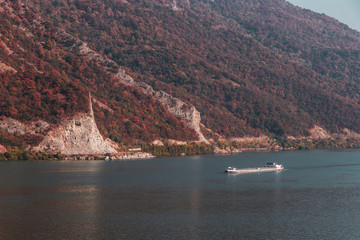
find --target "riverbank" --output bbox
[0,149,155,161]
[1,137,360,161]
[214,137,360,154]
[62,152,155,161]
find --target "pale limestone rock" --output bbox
[309,125,331,139]
[0,61,16,73]
[166,139,187,145]
[170,0,181,11]
[34,96,117,155]
[152,140,164,146]
[227,136,270,142]
[0,38,14,55]
[30,120,50,134]
[0,118,33,135]
[91,97,114,113]
[0,117,50,136]
[341,128,360,138]
[115,72,209,143]
[0,144,7,154]
[105,138,120,152]
[56,29,209,143]
[112,152,155,160]
[214,146,228,154]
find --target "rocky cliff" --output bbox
[34,95,118,155]
[56,29,209,143]
[0,118,49,136]
[115,70,209,143]
[308,125,360,139]
[0,144,7,154]
[0,94,118,155]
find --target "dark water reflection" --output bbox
[1,150,360,239]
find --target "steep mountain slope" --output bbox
[1,0,360,155]
[28,0,360,138]
[207,0,360,97]
[0,0,198,153]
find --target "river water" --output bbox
[1,150,360,239]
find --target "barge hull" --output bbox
[226,168,283,174]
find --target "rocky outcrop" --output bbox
[0,102,124,156]
[0,118,49,136]
[0,95,118,155]
[115,72,208,143]
[56,29,209,143]
[227,136,270,142]
[166,139,187,145]
[309,125,332,139]
[168,0,182,11]
[0,144,7,154]
[340,128,360,138]
[308,125,360,139]
[115,73,209,143]
[162,0,191,11]
[0,36,14,55]
[0,61,16,73]
[152,140,164,146]
[110,152,155,160]
[34,95,118,155]
[127,80,208,143]
[91,97,114,113]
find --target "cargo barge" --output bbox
[225,163,284,174]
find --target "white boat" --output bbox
[225,162,284,174]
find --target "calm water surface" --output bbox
[1,150,360,239]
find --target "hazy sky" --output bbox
[286,0,360,31]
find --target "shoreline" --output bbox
[61,152,155,161]
[2,147,360,161]
[2,136,360,161]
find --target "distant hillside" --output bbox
[1,0,360,153]
[29,0,360,136]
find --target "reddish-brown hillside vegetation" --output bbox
[1,0,360,151]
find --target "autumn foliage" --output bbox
[1,0,360,147]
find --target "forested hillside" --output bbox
[1,0,360,152]
[0,0,198,150]
[29,0,360,137]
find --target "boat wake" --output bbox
[293,163,360,170]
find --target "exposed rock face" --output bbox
[227,136,270,142]
[0,117,31,136]
[309,125,331,139]
[161,0,190,10]
[56,29,209,143]
[0,117,49,136]
[91,97,114,113]
[340,128,360,138]
[308,125,360,139]
[152,140,164,146]
[0,144,7,154]
[134,82,209,143]
[0,37,14,55]
[34,96,117,155]
[166,139,187,145]
[116,72,209,143]
[117,73,208,143]
[0,61,16,73]
[0,99,118,155]
[0,94,118,155]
